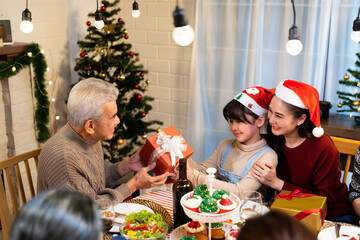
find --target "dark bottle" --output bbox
[173,158,193,229]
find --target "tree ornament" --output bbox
[141,72,144,76]
[118,18,123,22]
[157,127,162,133]
[358,107,360,112]
[129,51,134,57]
[117,73,125,81]
[135,84,139,89]
[100,5,106,11]
[80,48,85,53]
[337,102,342,108]
[125,34,129,39]
[86,21,91,26]
[135,93,142,100]
[80,52,85,57]
[145,79,150,86]
[353,100,360,107]
[99,71,106,78]
[141,112,146,117]
[87,65,92,70]
[123,29,128,33]
[117,138,124,145]
[74,66,78,71]
[142,134,148,140]
[357,82,360,88]
[136,56,140,61]
[344,74,350,80]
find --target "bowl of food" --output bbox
[119,210,168,240]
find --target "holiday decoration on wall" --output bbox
[0,43,50,142]
[74,0,162,162]
[337,51,360,120]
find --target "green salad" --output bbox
[122,210,167,239]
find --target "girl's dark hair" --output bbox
[236,210,316,240]
[223,99,259,124]
[267,100,316,157]
[10,188,102,240]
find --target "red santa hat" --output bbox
[234,86,275,117]
[275,80,324,137]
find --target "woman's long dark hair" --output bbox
[10,188,102,240]
[237,210,316,240]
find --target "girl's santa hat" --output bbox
[275,80,324,137]
[234,86,275,117]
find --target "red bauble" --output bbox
[100,5,106,11]
[80,52,85,57]
[86,21,91,26]
[135,94,142,100]
[124,34,129,39]
[141,112,146,117]
[87,65,92,70]
[118,18,123,22]
[135,85,139,89]
[74,66,78,71]
[129,51,134,56]
[141,72,145,77]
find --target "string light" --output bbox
[49,81,53,85]
[46,67,50,72]
[51,98,55,102]
[41,49,45,54]
[27,52,32,57]
[12,66,16,71]
[55,115,60,120]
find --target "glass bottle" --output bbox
[172,158,193,229]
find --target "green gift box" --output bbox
[270,190,327,233]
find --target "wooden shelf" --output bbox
[0,42,30,60]
[321,113,360,140]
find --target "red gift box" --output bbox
[139,125,194,175]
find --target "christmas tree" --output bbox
[74,0,162,163]
[337,52,360,119]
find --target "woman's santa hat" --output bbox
[275,80,324,137]
[234,86,275,117]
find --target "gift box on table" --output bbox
[139,125,194,176]
[270,189,327,233]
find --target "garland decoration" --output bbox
[0,43,50,142]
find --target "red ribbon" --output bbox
[275,189,315,200]
[275,189,326,224]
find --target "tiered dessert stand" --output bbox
[180,168,241,239]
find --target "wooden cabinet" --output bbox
[321,113,360,140]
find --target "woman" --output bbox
[187,86,278,198]
[252,80,350,222]
[10,188,102,240]
[237,210,316,240]
[349,146,360,224]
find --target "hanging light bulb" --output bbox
[132,0,140,18]
[351,6,360,43]
[94,0,104,29]
[172,4,194,46]
[286,0,303,56]
[20,0,33,33]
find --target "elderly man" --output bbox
[37,78,170,205]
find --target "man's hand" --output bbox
[117,148,143,176]
[251,162,284,191]
[126,163,171,193]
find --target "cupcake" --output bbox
[210,229,225,240]
[205,222,223,234]
[180,235,197,240]
[185,220,205,235]
[212,189,230,200]
[192,233,209,240]
[184,195,202,212]
[194,184,210,198]
[225,226,240,240]
[217,194,237,213]
[199,196,219,213]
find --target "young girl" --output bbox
[252,79,351,222]
[187,86,278,198]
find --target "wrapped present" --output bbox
[139,125,194,175]
[270,189,327,233]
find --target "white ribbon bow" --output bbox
[155,131,187,166]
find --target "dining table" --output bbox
[104,189,360,240]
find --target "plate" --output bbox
[317,226,360,240]
[230,201,270,223]
[110,203,154,233]
[169,222,233,240]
